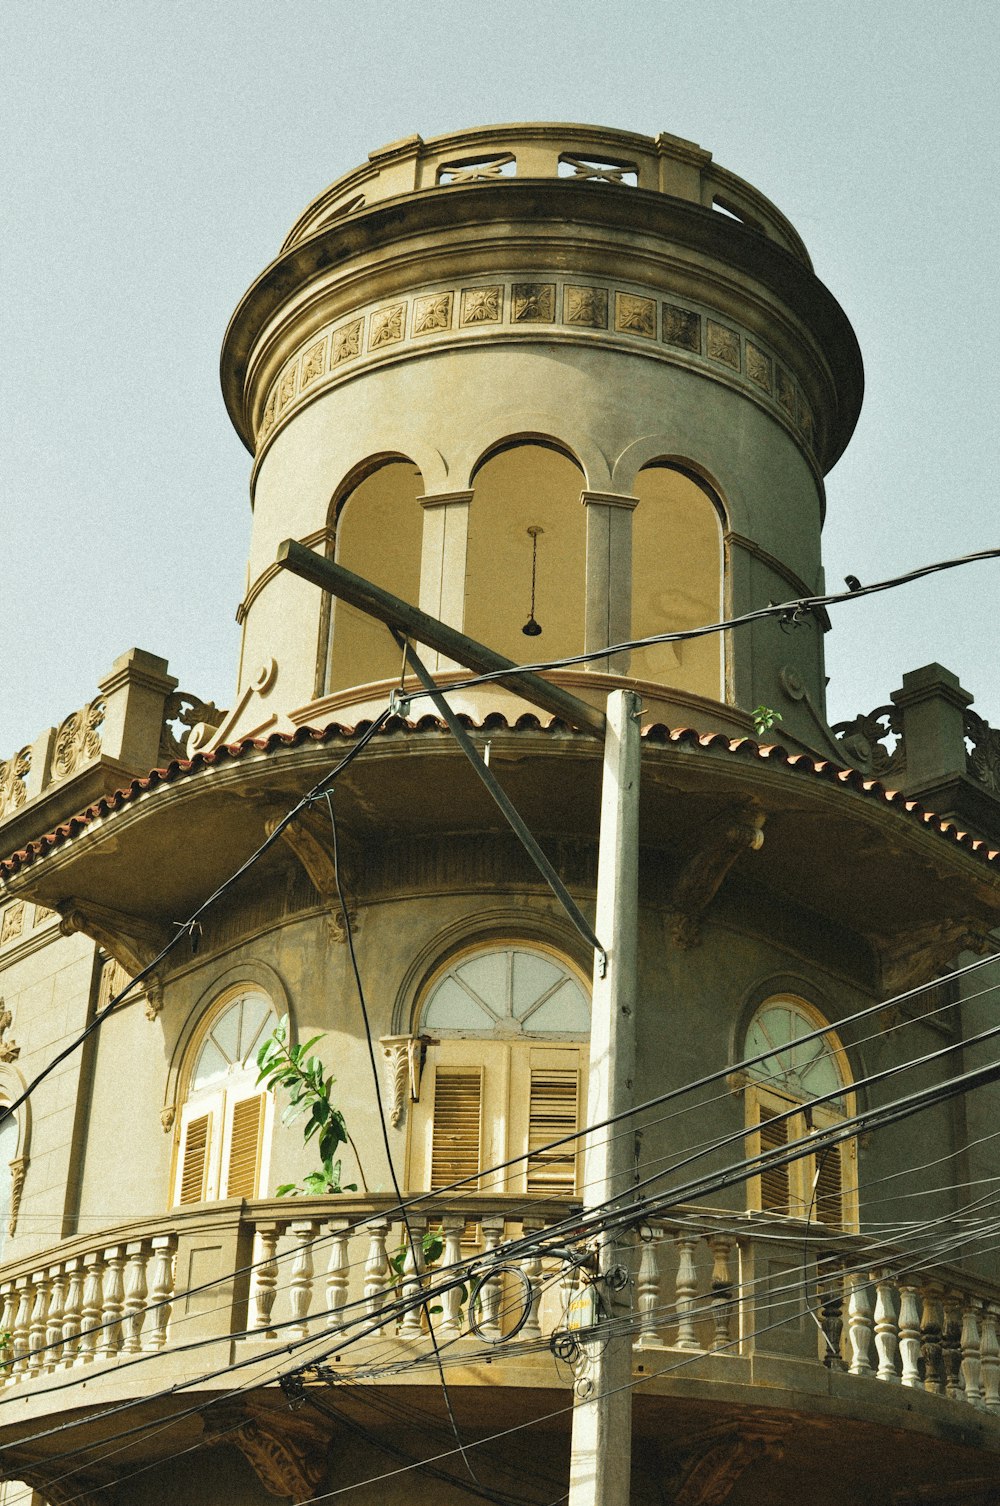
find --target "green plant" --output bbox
[751,704,782,738]
[0,1327,11,1371]
[255,1016,365,1196]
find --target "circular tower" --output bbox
[218,124,862,751]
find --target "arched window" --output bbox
[408,944,590,1196]
[743,997,857,1230]
[173,988,278,1206]
[322,459,424,694]
[464,444,586,662]
[630,464,724,699]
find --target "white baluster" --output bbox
[27,1270,49,1376]
[325,1219,351,1329]
[920,1280,944,1394]
[364,1218,391,1329]
[674,1231,700,1350]
[145,1235,175,1352]
[121,1241,149,1355]
[519,1218,545,1342]
[634,1222,664,1350]
[943,1293,963,1400]
[11,1278,30,1377]
[45,1264,66,1372]
[0,1284,15,1383]
[898,1279,922,1388]
[288,1221,319,1340]
[76,1251,103,1365]
[475,1216,505,1341]
[708,1234,735,1352]
[61,1257,84,1368]
[398,1218,428,1338]
[249,1223,281,1338]
[961,1299,983,1409]
[980,1304,1000,1414]
[438,1216,464,1335]
[873,1270,900,1382]
[847,1273,874,1376]
[99,1246,125,1359]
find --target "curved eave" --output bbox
[220,181,863,472]
[1,719,997,957]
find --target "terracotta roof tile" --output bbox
[1,715,998,878]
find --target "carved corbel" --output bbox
[872,919,993,997]
[266,810,358,943]
[0,1001,19,1064]
[668,1418,789,1506]
[2,1466,111,1506]
[57,899,171,976]
[669,800,766,948]
[378,1036,429,1126]
[202,1404,329,1501]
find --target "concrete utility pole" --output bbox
[567,689,641,1506]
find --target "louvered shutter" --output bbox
[526,1068,579,1195]
[813,1143,844,1230]
[430,1067,483,1190]
[223,1093,266,1199]
[757,1107,791,1214]
[177,1110,212,1205]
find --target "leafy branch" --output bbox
[256,1016,368,1196]
[752,704,782,738]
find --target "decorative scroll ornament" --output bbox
[8,1157,25,1238]
[831,702,905,779]
[873,919,993,997]
[378,1036,427,1126]
[0,1002,20,1064]
[668,1419,790,1506]
[158,690,225,763]
[51,697,105,782]
[160,1106,176,1133]
[966,709,1000,795]
[1,1470,111,1506]
[669,799,766,948]
[0,745,30,819]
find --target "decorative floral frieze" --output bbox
[255,280,818,467]
[0,903,25,948]
[615,292,655,337]
[460,285,503,324]
[511,282,555,322]
[662,303,701,352]
[51,697,105,782]
[0,745,30,820]
[707,319,740,370]
[413,292,453,334]
[369,303,406,349]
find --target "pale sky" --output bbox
[2,1,998,753]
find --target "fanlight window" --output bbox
[422,946,590,1037]
[173,989,278,1207]
[410,946,590,1197]
[743,997,856,1230]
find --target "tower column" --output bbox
[582,492,637,674]
[417,490,474,671]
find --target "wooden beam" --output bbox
[276,540,606,738]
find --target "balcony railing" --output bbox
[1,1197,999,1420]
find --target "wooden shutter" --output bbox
[526,1068,579,1195]
[812,1143,843,1229]
[757,1107,791,1214]
[223,1093,266,1199]
[430,1067,482,1189]
[177,1111,212,1205]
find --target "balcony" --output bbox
[2,1195,999,1450]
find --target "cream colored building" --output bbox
[2,124,1000,1505]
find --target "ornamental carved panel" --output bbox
[413,292,453,334]
[369,303,406,349]
[745,341,772,392]
[332,318,363,365]
[615,292,656,337]
[51,698,105,782]
[460,285,503,324]
[300,336,328,389]
[511,282,556,321]
[564,285,608,327]
[662,303,701,352]
[707,320,740,369]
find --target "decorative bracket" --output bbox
[202,1403,329,1501]
[668,1418,790,1506]
[57,899,170,977]
[0,1001,19,1064]
[266,810,358,944]
[669,799,766,948]
[8,1156,26,1239]
[378,1035,429,1126]
[871,919,993,998]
